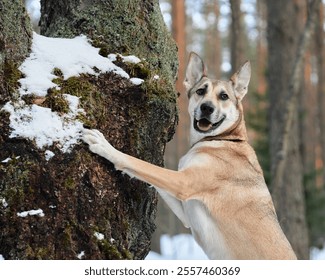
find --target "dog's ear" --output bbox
[184,52,207,91]
[230,61,251,101]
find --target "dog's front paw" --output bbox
[82,129,119,162]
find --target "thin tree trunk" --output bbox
[316,4,325,186]
[204,0,221,78]
[0,0,178,259]
[229,0,244,72]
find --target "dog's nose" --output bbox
[200,102,214,116]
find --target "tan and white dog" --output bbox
[83,52,297,259]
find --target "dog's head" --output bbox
[184,52,251,145]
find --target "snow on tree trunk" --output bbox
[0,0,178,259]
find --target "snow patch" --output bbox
[130,77,144,85]
[19,33,130,97]
[94,232,105,241]
[1,198,8,208]
[310,244,325,260]
[77,251,85,259]
[146,234,208,260]
[1,156,20,163]
[1,158,11,163]
[17,208,45,218]
[4,101,83,153]
[0,254,4,260]
[3,33,144,153]
[107,54,141,64]
[45,150,55,161]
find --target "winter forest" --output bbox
[0,0,324,260]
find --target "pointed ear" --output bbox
[230,61,251,101]
[184,52,207,91]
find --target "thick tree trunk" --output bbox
[266,0,316,259]
[0,0,178,259]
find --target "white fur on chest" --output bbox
[181,199,232,259]
[177,141,232,259]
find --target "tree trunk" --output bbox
[153,0,190,254]
[229,0,245,72]
[0,0,178,260]
[316,4,325,187]
[204,0,221,78]
[266,0,317,259]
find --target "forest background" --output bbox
[24,0,325,260]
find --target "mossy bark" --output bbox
[0,0,178,259]
[0,0,32,104]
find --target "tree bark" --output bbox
[0,0,32,104]
[266,0,320,259]
[229,0,245,72]
[316,4,325,187]
[153,0,189,254]
[0,0,178,259]
[204,0,221,78]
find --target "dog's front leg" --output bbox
[82,129,128,170]
[82,129,200,201]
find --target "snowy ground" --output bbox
[146,234,325,260]
[146,234,208,260]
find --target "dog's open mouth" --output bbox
[194,116,226,133]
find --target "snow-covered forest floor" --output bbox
[146,234,325,260]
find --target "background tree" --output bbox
[229,0,245,72]
[0,0,178,259]
[266,0,321,259]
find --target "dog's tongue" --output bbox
[197,119,212,132]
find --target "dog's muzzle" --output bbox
[194,102,226,133]
[194,116,226,133]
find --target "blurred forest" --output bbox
[156,0,325,259]
[24,0,325,259]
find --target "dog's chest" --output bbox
[182,199,232,259]
[177,141,233,259]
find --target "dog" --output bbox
[82,52,297,259]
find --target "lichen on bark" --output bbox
[0,0,32,104]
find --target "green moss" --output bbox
[91,38,111,58]
[23,244,51,259]
[64,177,76,189]
[35,247,51,260]
[21,94,38,105]
[121,248,133,259]
[98,238,133,260]
[125,61,151,80]
[3,61,23,97]
[0,157,31,205]
[100,239,124,259]
[63,76,94,100]
[52,67,64,78]
[62,224,73,247]
[43,88,70,114]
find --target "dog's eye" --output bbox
[196,85,207,96]
[219,92,229,101]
